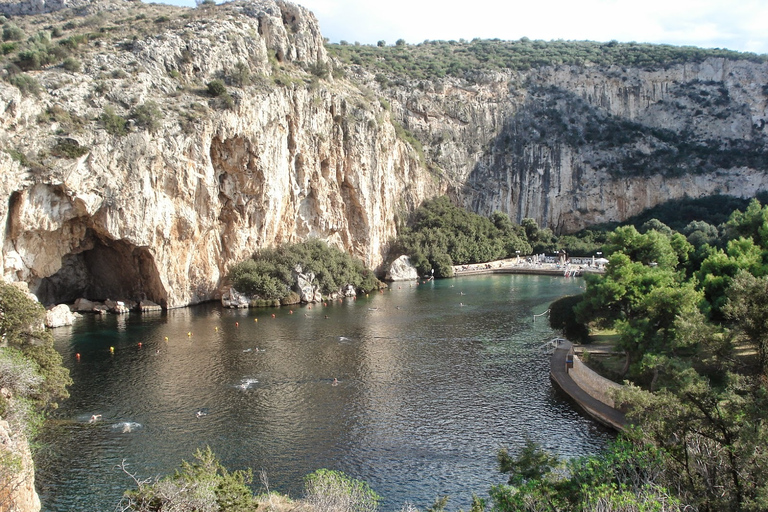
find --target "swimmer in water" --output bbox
[196,410,207,418]
[332,378,339,386]
[89,414,102,423]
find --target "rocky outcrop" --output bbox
[0,0,767,310]
[44,303,77,327]
[385,255,419,281]
[0,419,40,512]
[380,61,768,232]
[221,287,249,308]
[0,0,438,309]
[293,265,322,303]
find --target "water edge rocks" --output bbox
[385,255,419,281]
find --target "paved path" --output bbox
[550,342,627,431]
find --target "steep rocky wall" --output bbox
[381,59,768,231]
[0,0,439,308]
[0,419,40,512]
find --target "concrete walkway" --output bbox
[550,342,627,431]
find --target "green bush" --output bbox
[61,56,80,72]
[0,282,71,437]
[8,73,40,96]
[38,105,86,134]
[120,446,255,512]
[2,24,24,41]
[15,49,43,70]
[131,101,163,132]
[304,469,380,512]
[327,38,765,81]
[207,79,227,97]
[394,196,531,274]
[229,240,381,302]
[51,138,90,159]
[100,105,128,136]
[548,294,590,343]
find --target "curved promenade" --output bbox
[549,341,627,431]
[452,259,604,278]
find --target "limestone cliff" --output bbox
[0,0,438,308]
[375,60,768,232]
[0,0,767,309]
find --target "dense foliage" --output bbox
[228,240,381,303]
[532,198,768,511]
[392,196,531,277]
[327,38,765,81]
[0,282,71,437]
[0,282,71,509]
[119,447,256,512]
[392,195,760,279]
[121,451,381,512]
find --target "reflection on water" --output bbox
[37,275,613,512]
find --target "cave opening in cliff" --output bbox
[35,233,167,308]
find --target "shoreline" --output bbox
[549,340,627,431]
[452,259,605,278]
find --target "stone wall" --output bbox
[568,353,622,408]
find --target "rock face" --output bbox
[293,265,322,303]
[385,255,419,281]
[221,287,250,308]
[0,0,767,309]
[44,303,77,327]
[381,62,768,232]
[0,419,40,512]
[0,0,437,308]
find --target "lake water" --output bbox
[36,274,614,512]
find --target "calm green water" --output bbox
[37,274,613,512]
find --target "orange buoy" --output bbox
[236,322,239,327]
[110,346,114,353]
[76,353,81,360]
[138,342,142,348]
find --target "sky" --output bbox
[156,0,768,55]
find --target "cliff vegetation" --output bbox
[328,37,767,80]
[0,282,71,511]
[228,239,380,304]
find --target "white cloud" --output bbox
[298,0,768,53]
[148,0,768,54]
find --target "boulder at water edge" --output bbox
[385,255,419,281]
[45,304,78,328]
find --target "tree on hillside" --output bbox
[723,271,768,376]
[576,253,701,377]
[696,237,766,319]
